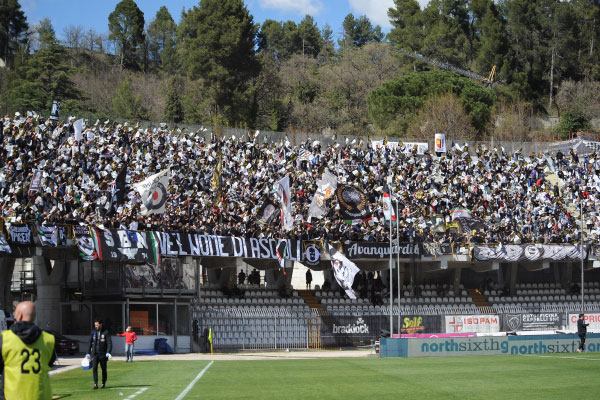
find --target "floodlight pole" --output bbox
[581,197,585,314]
[396,199,401,337]
[389,203,393,337]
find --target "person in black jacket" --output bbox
[86,319,112,389]
[577,313,590,352]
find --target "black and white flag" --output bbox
[38,225,59,247]
[336,185,370,220]
[133,169,170,215]
[256,197,279,225]
[108,166,127,216]
[29,169,43,193]
[74,225,96,261]
[328,244,360,299]
[309,171,337,219]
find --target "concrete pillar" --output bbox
[509,262,518,296]
[32,256,66,331]
[218,268,231,288]
[453,267,462,294]
[265,268,289,289]
[564,262,573,289]
[0,258,15,313]
[206,267,219,286]
[497,263,505,289]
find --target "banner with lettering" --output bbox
[501,313,563,332]
[93,228,159,264]
[342,242,424,259]
[152,232,308,263]
[400,315,443,334]
[37,225,68,247]
[319,315,384,347]
[473,244,585,262]
[7,224,34,247]
[73,225,96,261]
[568,313,600,331]
[445,315,500,334]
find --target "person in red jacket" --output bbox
[117,326,137,362]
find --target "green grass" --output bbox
[51,354,600,399]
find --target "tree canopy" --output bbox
[367,70,496,136]
[108,0,145,70]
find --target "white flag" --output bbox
[277,175,293,231]
[133,169,170,215]
[328,244,359,299]
[383,191,396,221]
[308,171,337,218]
[73,119,84,141]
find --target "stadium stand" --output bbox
[4,114,600,352]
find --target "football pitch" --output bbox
[51,353,600,399]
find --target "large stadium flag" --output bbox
[256,197,279,225]
[277,175,293,231]
[308,171,337,218]
[336,185,370,220]
[328,244,359,299]
[133,169,170,216]
[382,185,396,221]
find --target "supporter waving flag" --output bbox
[256,197,279,225]
[382,184,396,221]
[277,175,293,231]
[308,171,337,219]
[133,169,170,216]
[336,185,370,220]
[107,166,127,216]
[328,244,359,299]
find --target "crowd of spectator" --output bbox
[1,112,600,245]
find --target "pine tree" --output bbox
[177,0,260,126]
[108,0,145,70]
[3,21,81,112]
[339,14,384,49]
[163,78,184,123]
[112,77,148,120]
[148,6,177,66]
[0,0,28,68]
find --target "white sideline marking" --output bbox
[525,355,600,361]
[174,360,214,400]
[126,387,148,399]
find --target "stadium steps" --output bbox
[467,288,490,310]
[297,290,322,310]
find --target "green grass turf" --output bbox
[51,353,600,400]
